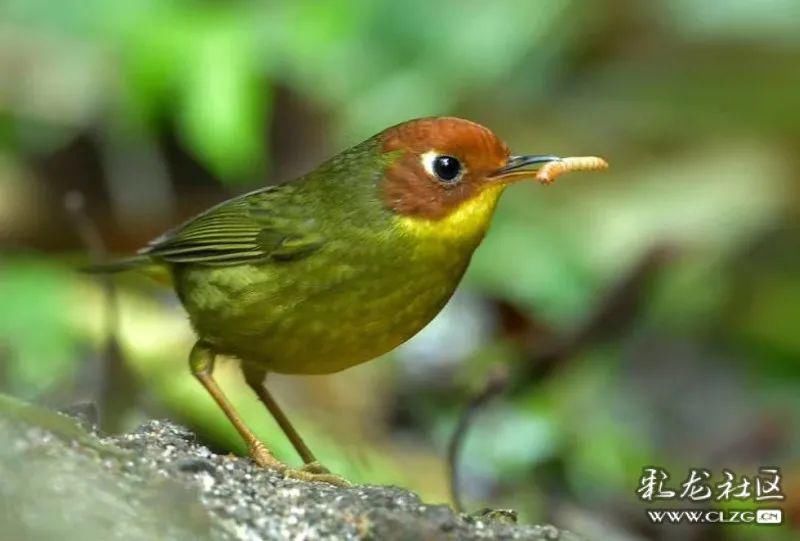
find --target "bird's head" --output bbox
[377,117,604,240]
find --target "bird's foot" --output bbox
[248,441,286,470]
[284,461,350,487]
[248,442,349,486]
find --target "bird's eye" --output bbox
[432,155,462,183]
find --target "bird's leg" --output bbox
[242,366,317,464]
[189,341,284,471]
[242,366,349,486]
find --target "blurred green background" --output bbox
[1,1,798,539]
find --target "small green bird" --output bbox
[98,117,607,484]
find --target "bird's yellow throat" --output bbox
[394,184,504,242]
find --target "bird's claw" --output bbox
[248,443,348,486]
[284,461,351,487]
[249,441,285,470]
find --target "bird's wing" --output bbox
[141,186,324,266]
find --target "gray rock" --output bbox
[0,394,579,541]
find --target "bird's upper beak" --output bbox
[489,155,561,182]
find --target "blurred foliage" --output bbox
[1,1,799,540]
[0,258,77,393]
[0,0,572,181]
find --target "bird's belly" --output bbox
[257,269,460,373]
[177,250,471,374]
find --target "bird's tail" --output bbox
[81,255,150,274]
[82,255,172,284]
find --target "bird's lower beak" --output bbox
[490,155,562,182]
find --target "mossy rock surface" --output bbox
[0,394,579,541]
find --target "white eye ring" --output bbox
[421,151,441,177]
[420,150,465,184]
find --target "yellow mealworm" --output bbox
[536,156,608,184]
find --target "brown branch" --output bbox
[64,190,134,431]
[447,364,510,513]
[447,244,676,511]
[514,244,676,388]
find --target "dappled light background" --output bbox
[1,1,799,540]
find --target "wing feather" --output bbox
[141,186,323,266]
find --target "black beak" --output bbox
[491,155,562,178]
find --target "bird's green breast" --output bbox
[170,142,505,374]
[175,216,488,374]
